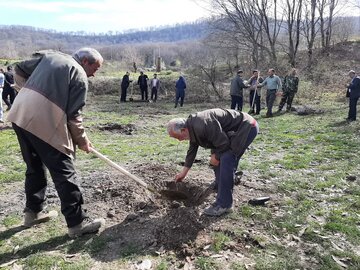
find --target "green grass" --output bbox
[24,253,90,270]
[195,257,219,270]
[1,95,360,269]
[212,232,231,253]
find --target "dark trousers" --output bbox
[12,124,86,228]
[2,87,16,108]
[249,90,261,114]
[151,87,158,101]
[175,89,185,107]
[213,122,259,208]
[279,91,296,111]
[348,97,359,120]
[230,95,243,111]
[120,86,128,102]
[266,89,277,115]
[141,86,148,101]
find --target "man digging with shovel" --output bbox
[7,48,105,238]
[167,108,259,216]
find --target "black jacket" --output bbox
[349,77,360,99]
[184,109,255,168]
[121,74,130,89]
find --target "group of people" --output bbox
[120,71,161,102]
[0,66,17,123]
[120,71,187,108]
[230,68,299,117]
[4,45,360,241]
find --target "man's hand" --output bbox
[209,154,219,166]
[175,167,190,182]
[78,139,93,153]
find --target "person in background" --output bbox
[120,71,131,102]
[346,70,360,122]
[7,48,105,238]
[248,70,263,115]
[258,68,282,117]
[175,75,186,108]
[167,108,258,216]
[0,69,4,123]
[230,70,248,111]
[278,68,299,112]
[2,66,17,111]
[150,73,161,102]
[137,71,149,101]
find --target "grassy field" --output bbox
[1,94,360,270]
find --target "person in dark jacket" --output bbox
[248,70,263,115]
[167,109,259,216]
[2,66,17,110]
[7,48,105,238]
[346,70,360,121]
[175,75,186,108]
[137,71,149,101]
[120,71,131,102]
[230,70,248,111]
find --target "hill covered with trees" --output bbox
[0,20,209,58]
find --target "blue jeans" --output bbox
[213,123,259,208]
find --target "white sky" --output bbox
[0,0,210,33]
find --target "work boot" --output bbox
[208,181,218,192]
[23,210,58,228]
[203,205,232,217]
[68,217,105,238]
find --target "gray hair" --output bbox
[73,47,103,64]
[167,118,186,134]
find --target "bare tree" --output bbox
[282,0,303,67]
[302,0,319,70]
[317,0,340,51]
[209,0,283,67]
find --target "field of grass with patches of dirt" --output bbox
[1,94,360,270]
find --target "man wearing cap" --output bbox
[346,70,360,121]
[230,70,248,111]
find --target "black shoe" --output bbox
[248,109,255,114]
[209,181,218,192]
[347,118,356,122]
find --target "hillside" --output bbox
[0,21,209,58]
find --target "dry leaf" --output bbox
[331,255,348,269]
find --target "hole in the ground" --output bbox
[98,123,136,134]
[159,181,212,206]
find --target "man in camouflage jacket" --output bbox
[278,68,299,112]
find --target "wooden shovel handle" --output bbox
[90,148,153,191]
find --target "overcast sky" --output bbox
[0,0,210,33]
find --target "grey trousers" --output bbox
[266,89,277,114]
